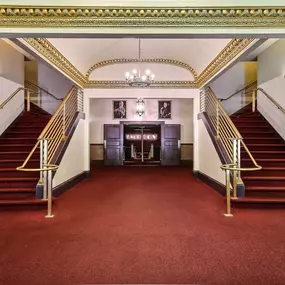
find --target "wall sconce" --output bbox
[136,98,145,116]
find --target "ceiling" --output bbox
[47,38,231,78]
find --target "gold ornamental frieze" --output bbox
[1,7,285,28]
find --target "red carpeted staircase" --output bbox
[0,102,51,208]
[231,104,285,205]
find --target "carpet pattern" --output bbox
[0,166,285,285]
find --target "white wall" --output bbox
[209,62,245,115]
[85,88,199,166]
[198,119,225,185]
[89,98,193,144]
[0,39,24,135]
[257,39,285,140]
[37,62,73,114]
[53,119,86,188]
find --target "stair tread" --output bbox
[246,186,285,191]
[0,151,39,154]
[0,187,35,193]
[242,158,285,161]
[0,198,47,205]
[0,177,38,181]
[243,176,285,180]
[245,144,285,147]
[232,197,285,203]
[0,159,38,162]
[241,150,285,153]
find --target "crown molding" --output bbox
[19,37,254,89]
[21,38,87,87]
[196,38,255,86]
[86,58,198,80]
[86,80,197,89]
[1,6,285,28]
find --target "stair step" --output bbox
[241,150,285,159]
[0,151,40,159]
[242,158,285,167]
[242,176,285,187]
[0,144,37,151]
[245,144,285,151]
[0,177,39,188]
[0,138,38,144]
[243,137,283,144]
[0,187,35,193]
[243,167,285,176]
[0,197,47,206]
[0,159,38,168]
[0,168,39,177]
[231,197,285,204]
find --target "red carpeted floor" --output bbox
[0,166,285,285]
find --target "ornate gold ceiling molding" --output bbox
[196,38,255,87]
[86,58,198,80]
[1,6,285,28]
[21,38,87,87]
[87,81,197,89]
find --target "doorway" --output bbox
[124,124,161,165]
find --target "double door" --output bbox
[104,124,180,166]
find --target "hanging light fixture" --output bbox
[136,98,145,116]
[125,39,155,87]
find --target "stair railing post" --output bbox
[224,169,233,217]
[216,104,220,139]
[43,138,48,200]
[237,139,241,182]
[45,169,54,219]
[39,140,44,184]
[62,103,66,141]
[26,89,31,112]
[232,139,238,199]
[252,90,256,112]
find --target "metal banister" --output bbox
[200,86,262,217]
[0,87,38,111]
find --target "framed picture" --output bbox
[113,100,127,119]
[158,100,172,119]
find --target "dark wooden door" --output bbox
[104,124,123,165]
[161,124,180,166]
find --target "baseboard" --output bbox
[180,160,193,167]
[91,160,104,166]
[52,171,90,198]
[193,170,226,196]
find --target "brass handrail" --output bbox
[0,87,38,110]
[201,86,262,217]
[255,88,285,114]
[218,81,257,102]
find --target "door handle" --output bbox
[104,140,106,149]
[178,140,181,149]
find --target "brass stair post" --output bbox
[45,169,54,219]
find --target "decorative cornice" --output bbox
[87,81,197,89]
[1,6,285,28]
[86,58,198,80]
[19,37,254,89]
[21,38,87,87]
[196,38,255,86]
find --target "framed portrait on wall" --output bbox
[158,100,172,119]
[113,100,127,119]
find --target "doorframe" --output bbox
[120,121,165,162]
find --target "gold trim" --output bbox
[22,38,87,87]
[87,80,197,88]
[1,7,285,27]
[196,38,255,86]
[19,37,254,89]
[86,58,198,80]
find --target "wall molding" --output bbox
[1,7,285,28]
[193,170,226,196]
[86,58,198,80]
[53,171,90,197]
[19,37,254,89]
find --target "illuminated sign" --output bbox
[125,133,158,141]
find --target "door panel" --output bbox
[104,124,123,165]
[161,124,180,165]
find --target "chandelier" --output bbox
[125,39,155,87]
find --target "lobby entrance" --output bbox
[104,122,180,166]
[124,124,161,165]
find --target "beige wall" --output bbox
[53,119,86,188]
[198,120,225,185]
